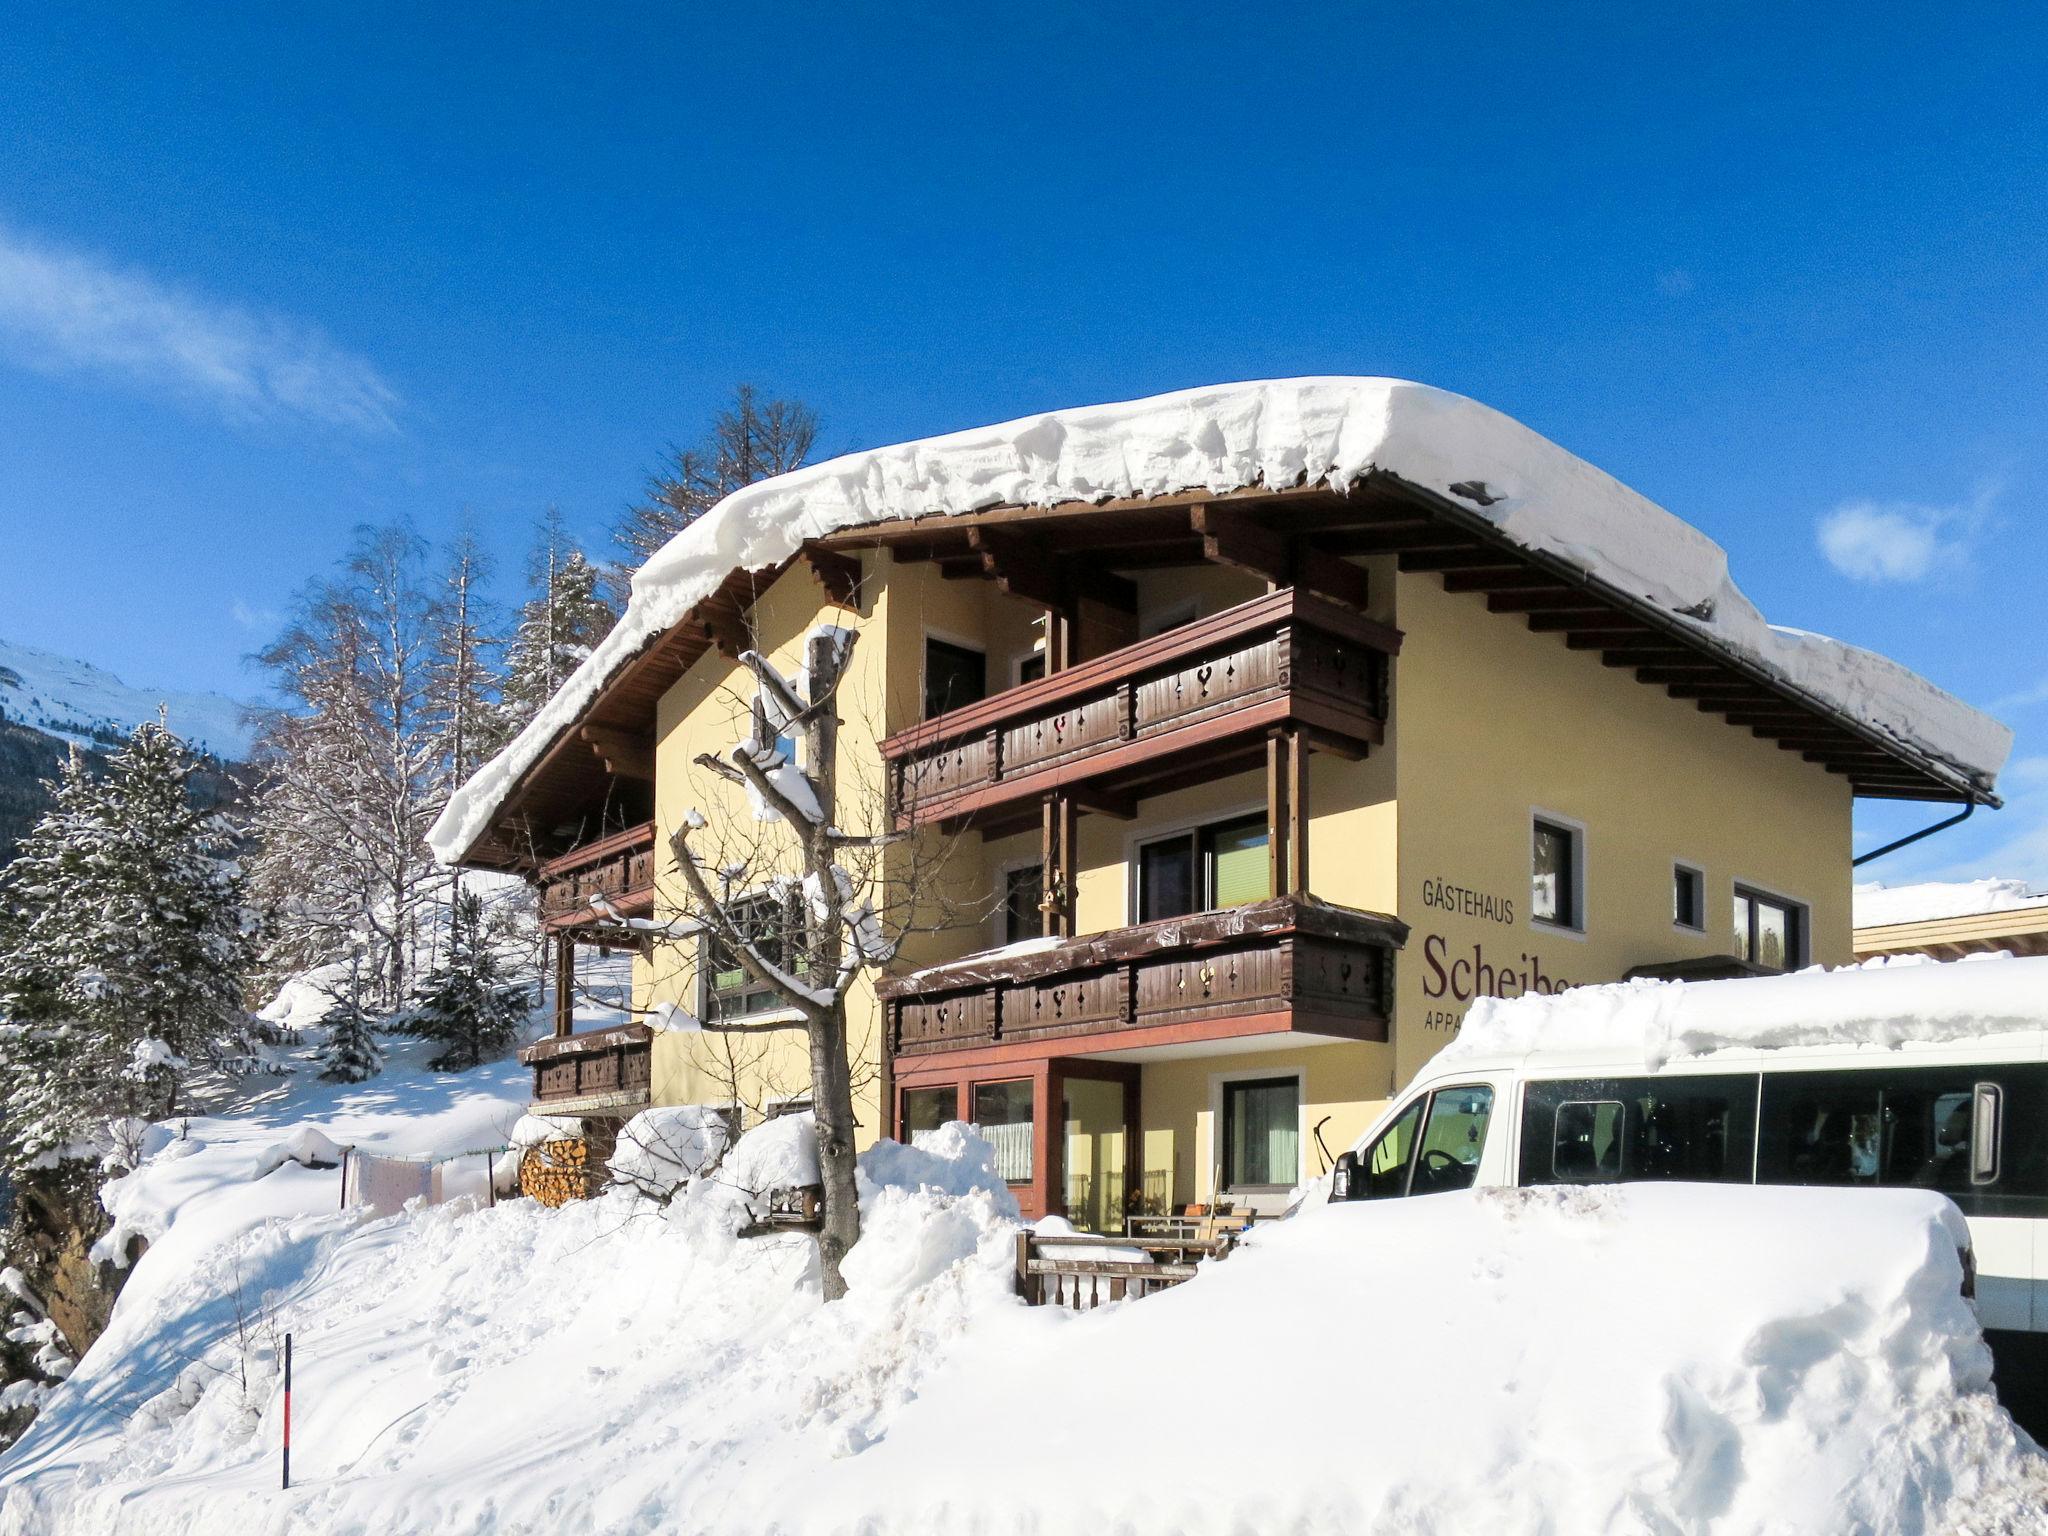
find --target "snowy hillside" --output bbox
[0,639,254,762]
[1,983,2045,1532]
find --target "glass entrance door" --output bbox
[1062,1076,1129,1233]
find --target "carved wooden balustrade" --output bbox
[877,896,1405,1057]
[880,589,1400,830]
[518,1023,654,1116]
[537,821,657,931]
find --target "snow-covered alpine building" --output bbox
[430,378,2011,1224]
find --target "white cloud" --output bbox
[1815,482,1996,584]
[230,599,281,632]
[0,221,399,432]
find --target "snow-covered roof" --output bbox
[1853,877,2048,930]
[429,378,2012,865]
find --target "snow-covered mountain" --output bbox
[0,637,255,762]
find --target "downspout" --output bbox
[1852,801,1977,868]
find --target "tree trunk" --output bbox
[803,631,861,1300]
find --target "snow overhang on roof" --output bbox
[429,378,2013,867]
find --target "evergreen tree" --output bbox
[403,894,526,1072]
[0,725,259,1171]
[316,962,384,1084]
[612,385,817,580]
[499,510,615,740]
[428,523,504,789]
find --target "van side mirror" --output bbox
[1331,1150,1359,1202]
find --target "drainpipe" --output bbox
[1852,801,1976,868]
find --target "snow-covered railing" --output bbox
[880,589,1399,829]
[1013,1230,1238,1309]
[878,895,1405,1056]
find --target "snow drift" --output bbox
[431,377,2011,866]
[2,1030,2045,1532]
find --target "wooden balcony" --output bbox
[880,589,1400,831]
[877,896,1406,1059]
[538,821,657,932]
[517,1023,653,1117]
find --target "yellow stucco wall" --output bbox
[620,541,1856,1197]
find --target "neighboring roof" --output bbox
[1853,879,2048,961]
[429,378,2013,867]
[1853,877,2048,929]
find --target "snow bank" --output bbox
[250,1128,344,1179]
[6,1066,2045,1531]
[608,1105,732,1199]
[1856,877,2048,928]
[256,965,349,1032]
[1440,951,2048,1071]
[431,377,2010,866]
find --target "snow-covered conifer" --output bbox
[402,894,527,1071]
[498,510,615,740]
[316,965,384,1084]
[0,725,259,1171]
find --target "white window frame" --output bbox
[1207,1065,1306,1212]
[1010,647,1048,688]
[696,882,808,1029]
[1528,807,1589,941]
[1672,859,1707,934]
[1124,797,1267,927]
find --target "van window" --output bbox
[1361,1097,1424,1199]
[1411,1086,1494,1195]
[1520,1075,1757,1186]
[1759,1070,1989,1194]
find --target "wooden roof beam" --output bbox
[1190,506,1370,609]
[1529,612,1652,634]
[581,726,655,782]
[800,544,863,608]
[1441,567,1560,594]
[1598,648,1699,667]
[1486,591,1609,615]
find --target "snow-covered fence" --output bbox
[339,1148,500,1217]
[1013,1230,1236,1309]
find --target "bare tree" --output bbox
[656,626,958,1301]
[613,385,819,579]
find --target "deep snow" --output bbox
[1,1006,2045,1531]
[431,378,2011,867]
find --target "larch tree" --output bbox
[248,524,449,1008]
[0,725,259,1173]
[612,385,818,580]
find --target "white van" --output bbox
[1328,1028,2038,1328]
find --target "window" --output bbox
[1002,865,1045,943]
[924,637,986,720]
[1361,1098,1424,1200]
[703,893,801,1022]
[1531,818,1581,930]
[1222,1077,1300,1190]
[1137,814,1270,923]
[1733,886,1805,970]
[1411,1086,1494,1195]
[1356,1086,1495,1199]
[901,1086,957,1144]
[1758,1070,1997,1193]
[972,1079,1034,1182]
[1673,865,1704,930]
[1519,1076,1757,1186]
[1016,651,1047,686]
[1140,598,1199,638]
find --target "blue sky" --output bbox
[1,3,2044,883]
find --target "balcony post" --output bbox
[1287,726,1309,896]
[1266,731,1288,900]
[1040,792,1078,937]
[553,932,574,1038]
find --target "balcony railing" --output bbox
[537,821,657,930]
[517,1023,653,1116]
[877,896,1405,1057]
[880,589,1399,829]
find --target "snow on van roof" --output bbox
[1435,951,2048,1072]
[429,378,2011,865]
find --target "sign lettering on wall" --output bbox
[1415,875,1572,1034]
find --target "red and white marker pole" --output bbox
[281,1332,293,1490]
